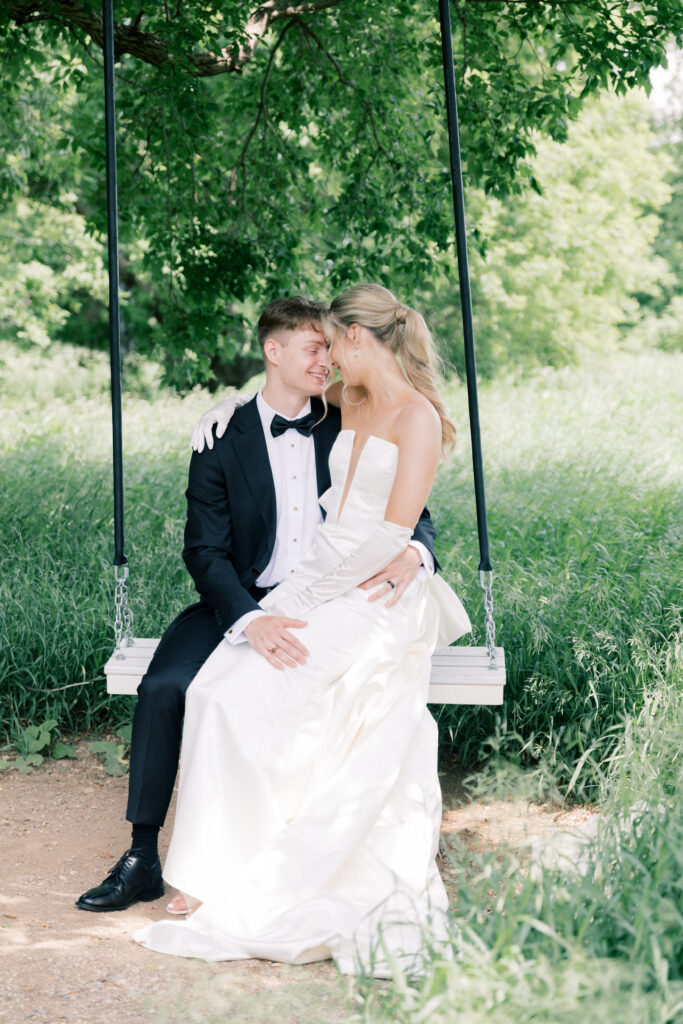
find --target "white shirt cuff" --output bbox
[225,609,266,644]
[408,540,434,577]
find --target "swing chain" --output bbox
[114,565,133,655]
[479,569,498,669]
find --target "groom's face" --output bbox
[270,326,330,398]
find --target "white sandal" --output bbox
[166,894,201,916]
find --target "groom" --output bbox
[76,295,437,912]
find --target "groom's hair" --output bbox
[257,296,327,351]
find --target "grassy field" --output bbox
[2,340,682,1019]
[353,678,683,1022]
[2,341,680,793]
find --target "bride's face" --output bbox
[328,328,362,386]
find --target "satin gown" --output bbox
[134,431,471,975]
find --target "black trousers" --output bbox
[125,601,226,827]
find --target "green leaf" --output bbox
[102,754,129,778]
[88,740,129,776]
[52,743,77,760]
[14,754,43,775]
[115,724,132,745]
[88,741,117,754]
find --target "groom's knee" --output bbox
[137,665,187,710]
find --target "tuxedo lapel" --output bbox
[230,398,277,542]
[229,396,338,539]
[311,398,341,499]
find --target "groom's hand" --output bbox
[245,615,309,670]
[359,546,422,608]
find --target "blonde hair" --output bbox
[326,283,456,451]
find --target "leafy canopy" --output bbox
[1,0,682,386]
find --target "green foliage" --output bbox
[431,348,682,799]
[1,341,681,808]
[633,125,683,353]
[0,717,77,774]
[353,682,683,1022]
[654,158,683,325]
[88,724,132,776]
[443,90,673,374]
[1,336,681,1020]
[1,3,682,386]
[0,195,109,348]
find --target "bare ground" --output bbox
[0,743,595,1024]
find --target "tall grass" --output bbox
[0,342,200,737]
[1,341,681,802]
[3,340,681,1020]
[432,351,682,797]
[353,673,683,1023]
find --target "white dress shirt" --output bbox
[227,390,321,642]
[226,389,433,643]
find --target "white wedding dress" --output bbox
[134,431,471,975]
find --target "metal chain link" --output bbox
[114,565,133,656]
[479,569,498,669]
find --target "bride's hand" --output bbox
[359,546,422,608]
[191,394,253,453]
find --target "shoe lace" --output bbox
[106,849,135,879]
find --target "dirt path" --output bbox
[1,744,594,1023]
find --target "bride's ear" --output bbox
[347,324,363,354]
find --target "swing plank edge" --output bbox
[105,641,506,705]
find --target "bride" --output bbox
[134,283,471,975]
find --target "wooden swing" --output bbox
[102,0,506,707]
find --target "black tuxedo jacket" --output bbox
[182,395,437,631]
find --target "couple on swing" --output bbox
[77,283,471,976]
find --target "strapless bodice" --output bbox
[320,431,398,528]
[268,427,472,650]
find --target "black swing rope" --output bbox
[103,0,132,653]
[438,0,498,666]
[103,0,498,664]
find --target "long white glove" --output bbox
[261,521,412,618]
[191,393,254,452]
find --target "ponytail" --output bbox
[399,306,456,451]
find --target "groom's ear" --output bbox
[263,337,280,366]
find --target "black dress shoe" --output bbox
[75,850,164,912]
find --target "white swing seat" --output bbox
[105,638,505,705]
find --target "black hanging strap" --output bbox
[103,0,126,569]
[438,0,493,574]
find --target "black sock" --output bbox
[131,823,160,865]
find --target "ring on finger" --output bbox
[269,645,278,654]
[386,580,396,590]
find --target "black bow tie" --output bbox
[270,410,318,438]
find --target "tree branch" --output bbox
[233,18,297,179]
[296,20,398,169]
[4,0,346,76]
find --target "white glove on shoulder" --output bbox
[261,520,412,618]
[191,393,253,452]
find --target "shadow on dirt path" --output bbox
[1,743,594,1023]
